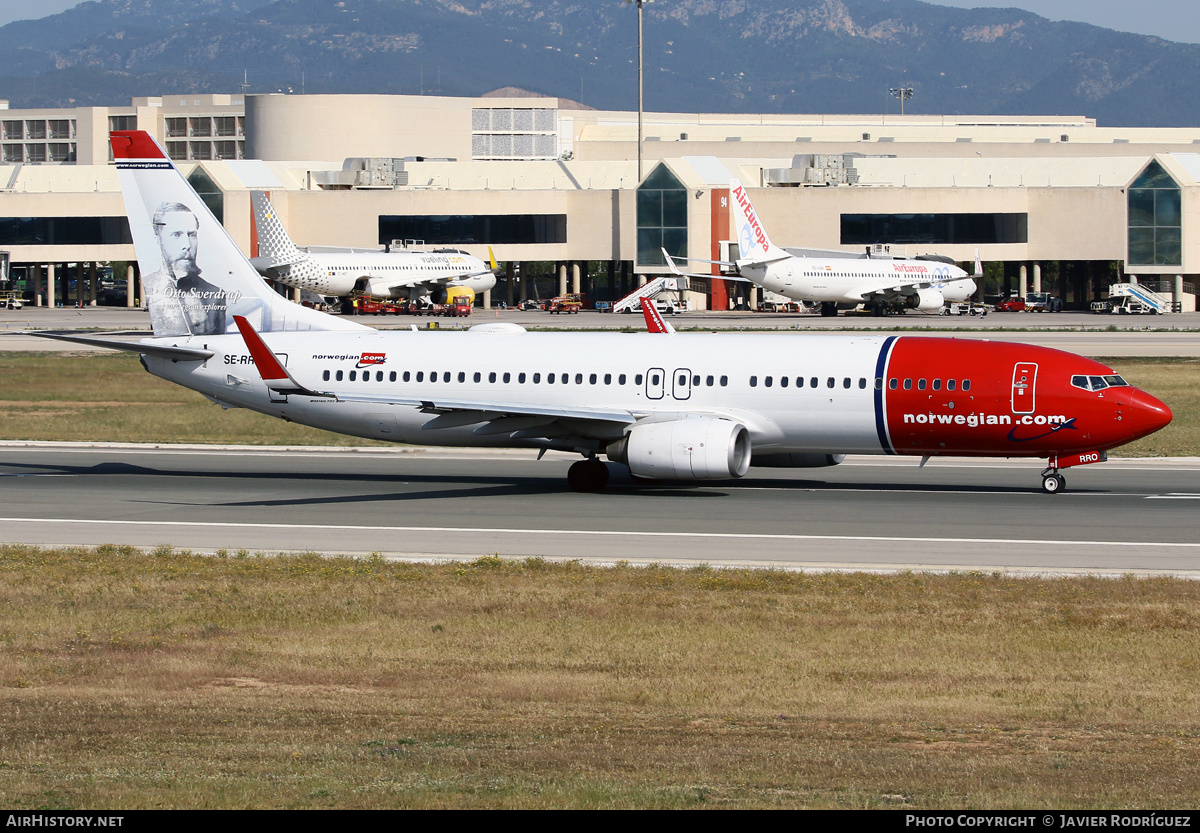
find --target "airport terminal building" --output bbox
[0,92,1197,311]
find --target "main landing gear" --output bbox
[568,458,610,492]
[1040,468,1066,494]
[820,301,839,317]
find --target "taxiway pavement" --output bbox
[3,444,1198,576]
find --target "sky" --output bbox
[0,0,1198,44]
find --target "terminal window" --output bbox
[378,214,566,245]
[841,213,1028,245]
[1127,160,1181,266]
[636,164,688,266]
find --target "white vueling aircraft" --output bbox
[33,132,1172,495]
[248,190,497,308]
[665,179,978,317]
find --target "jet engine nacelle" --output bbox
[906,287,945,311]
[607,417,752,480]
[751,453,845,468]
[445,286,476,305]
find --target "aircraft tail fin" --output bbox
[110,131,365,337]
[251,191,307,265]
[639,297,675,334]
[729,179,787,266]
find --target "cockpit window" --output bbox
[1071,374,1131,392]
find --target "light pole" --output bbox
[627,0,654,182]
[890,86,914,116]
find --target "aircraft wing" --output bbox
[662,249,751,282]
[232,315,635,436]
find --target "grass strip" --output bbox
[1,546,1198,809]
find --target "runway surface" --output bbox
[3,444,1198,576]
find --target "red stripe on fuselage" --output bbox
[881,338,1169,457]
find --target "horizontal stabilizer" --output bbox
[27,331,214,361]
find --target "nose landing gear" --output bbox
[1040,467,1066,494]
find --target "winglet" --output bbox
[974,249,983,278]
[640,298,675,334]
[232,315,335,397]
[661,247,684,277]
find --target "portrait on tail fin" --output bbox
[142,201,229,336]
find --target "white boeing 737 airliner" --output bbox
[666,179,978,317]
[34,132,1171,495]
[248,190,496,307]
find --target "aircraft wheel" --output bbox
[568,459,610,493]
[1041,472,1066,494]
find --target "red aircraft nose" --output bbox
[1126,388,1173,440]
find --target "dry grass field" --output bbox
[0,352,1194,454]
[1,352,1196,808]
[2,547,1199,809]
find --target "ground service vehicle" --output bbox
[548,294,583,314]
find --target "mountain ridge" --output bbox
[1,0,1197,127]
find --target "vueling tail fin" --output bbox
[728,179,788,266]
[110,131,365,337]
[250,190,306,267]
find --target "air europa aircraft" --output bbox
[36,131,1171,494]
[666,179,978,317]
[248,190,496,308]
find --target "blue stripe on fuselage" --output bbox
[874,336,897,455]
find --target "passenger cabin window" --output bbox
[350,370,357,381]
[750,376,758,387]
[323,370,330,381]
[720,376,728,387]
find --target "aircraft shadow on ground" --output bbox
[0,460,1052,500]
